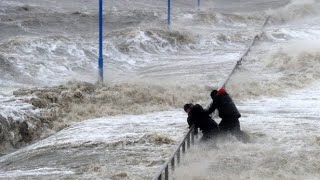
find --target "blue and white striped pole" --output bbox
[168,0,171,29]
[98,0,104,82]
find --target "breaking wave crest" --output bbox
[21,81,208,119]
[111,28,197,55]
[0,81,209,154]
[197,11,265,28]
[0,36,97,86]
[267,0,320,24]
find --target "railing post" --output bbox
[177,147,180,164]
[171,157,175,171]
[182,141,186,154]
[187,133,190,149]
[191,130,195,145]
[165,166,169,180]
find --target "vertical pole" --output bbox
[187,133,190,149]
[98,0,104,82]
[177,148,180,164]
[191,130,194,145]
[182,141,186,153]
[171,158,175,171]
[167,0,171,29]
[198,0,200,10]
[165,165,169,180]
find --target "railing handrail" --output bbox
[221,16,270,89]
[152,125,195,180]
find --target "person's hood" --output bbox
[217,88,227,95]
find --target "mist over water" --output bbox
[226,40,320,99]
[0,0,320,179]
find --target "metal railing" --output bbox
[221,16,270,89]
[152,125,197,180]
[152,16,270,180]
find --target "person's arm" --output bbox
[187,116,193,127]
[205,100,217,115]
[187,116,198,135]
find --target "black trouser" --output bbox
[200,129,219,142]
[219,117,249,142]
[219,117,241,138]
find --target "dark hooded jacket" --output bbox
[206,88,241,131]
[206,88,241,118]
[187,104,219,133]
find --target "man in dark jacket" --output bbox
[206,88,241,135]
[184,103,219,141]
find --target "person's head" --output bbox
[210,89,218,99]
[183,103,193,113]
